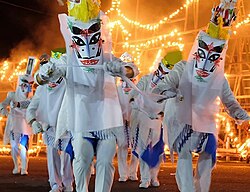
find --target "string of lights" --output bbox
[0,1,250,81]
[107,0,195,31]
[0,0,250,159]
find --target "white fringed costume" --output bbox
[115,79,134,182]
[128,50,182,188]
[155,32,249,192]
[0,75,33,175]
[129,73,165,188]
[26,77,74,192]
[35,1,138,191]
[153,2,249,191]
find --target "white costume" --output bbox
[128,103,140,181]
[129,74,165,188]
[154,2,249,191]
[0,75,33,175]
[35,1,138,192]
[116,78,134,182]
[129,50,182,188]
[26,61,74,192]
[158,60,249,192]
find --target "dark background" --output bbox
[0,0,112,60]
[0,0,195,61]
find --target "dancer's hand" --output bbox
[130,101,139,110]
[31,121,43,134]
[10,101,19,108]
[104,59,125,77]
[39,62,56,81]
[39,53,50,65]
[0,107,8,116]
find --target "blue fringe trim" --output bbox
[124,120,130,148]
[174,125,193,153]
[195,133,208,153]
[10,131,29,150]
[131,123,140,157]
[65,139,74,161]
[20,134,29,150]
[205,134,217,167]
[141,126,165,168]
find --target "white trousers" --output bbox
[72,135,116,192]
[139,155,162,183]
[117,142,129,179]
[46,146,73,191]
[129,154,139,178]
[175,133,212,192]
[10,136,29,173]
[116,124,130,179]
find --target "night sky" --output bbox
[1,0,241,61]
[0,0,191,60]
[0,0,56,59]
[0,0,112,60]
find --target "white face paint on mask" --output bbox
[151,62,169,88]
[16,75,33,100]
[20,82,31,93]
[192,31,226,83]
[68,18,103,67]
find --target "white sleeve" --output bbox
[26,87,41,124]
[35,54,67,85]
[221,79,249,120]
[0,92,14,109]
[18,100,31,109]
[105,55,139,78]
[129,76,147,100]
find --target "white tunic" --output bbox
[157,61,249,151]
[26,81,66,127]
[129,74,164,149]
[2,92,32,145]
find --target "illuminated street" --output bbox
[0,155,250,192]
[0,0,250,192]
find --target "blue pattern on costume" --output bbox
[175,124,193,152]
[83,130,116,155]
[19,100,31,109]
[84,137,98,155]
[141,126,165,168]
[58,139,63,151]
[174,125,217,166]
[11,131,15,140]
[124,120,130,148]
[205,133,217,167]
[65,139,74,161]
[10,131,29,150]
[20,135,29,150]
[131,124,140,158]
[195,133,208,153]
[46,134,55,146]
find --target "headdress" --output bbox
[176,0,239,135]
[67,0,101,23]
[161,50,183,72]
[207,0,237,40]
[151,50,182,87]
[51,48,66,60]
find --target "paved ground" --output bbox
[0,155,250,192]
